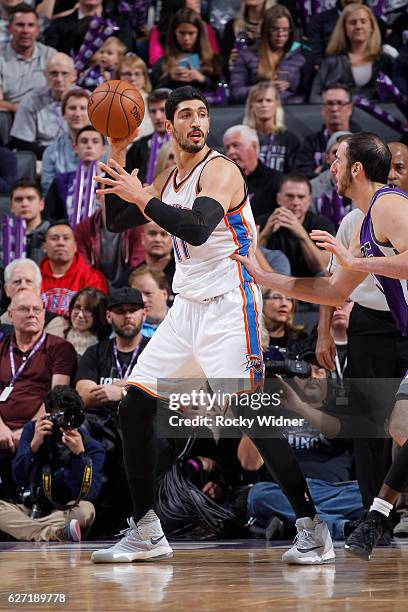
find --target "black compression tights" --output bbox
[120,386,317,522]
[384,438,408,492]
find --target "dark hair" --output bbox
[44,385,84,415]
[75,125,105,144]
[322,82,352,101]
[279,172,312,194]
[345,133,391,184]
[10,177,42,200]
[165,86,209,122]
[66,287,110,341]
[8,3,38,24]
[147,88,172,107]
[45,219,74,237]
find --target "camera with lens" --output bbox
[264,346,311,378]
[45,386,85,440]
[18,485,49,518]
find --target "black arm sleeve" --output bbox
[144,196,225,246]
[105,193,150,232]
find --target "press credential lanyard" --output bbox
[113,342,140,380]
[0,333,46,401]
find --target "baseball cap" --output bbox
[108,287,144,309]
[61,87,91,115]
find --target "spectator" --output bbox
[3,178,49,265]
[0,290,77,495]
[73,211,144,291]
[257,173,335,277]
[247,363,362,541]
[330,298,354,378]
[308,0,386,69]
[64,288,109,356]
[261,289,307,353]
[388,142,408,190]
[149,0,219,67]
[1,258,67,338]
[310,4,393,102]
[129,266,169,338]
[229,5,306,104]
[294,83,356,178]
[153,140,176,178]
[116,54,153,139]
[0,3,56,145]
[44,0,134,57]
[221,0,275,75]
[243,80,300,173]
[40,220,108,316]
[0,146,17,193]
[0,386,105,541]
[223,124,282,218]
[137,221,175,294]
[79,36,127,91]
[75,286,148,534]
[126,88,171,185]
[10,52,77,158]
[150,8,222,92]
[45,125,106,222]
[41,86,91,195]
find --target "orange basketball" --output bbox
[87,80,145,138]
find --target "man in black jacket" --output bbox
[294,83,358,179]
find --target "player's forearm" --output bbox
[349,252,408,279]
[299,235,330,274]
[317,305,335,335]
[105,193,150,231]
[254,269,345,306]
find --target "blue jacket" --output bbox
[12,421,105,503]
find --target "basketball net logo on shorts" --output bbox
[243,354,264,375]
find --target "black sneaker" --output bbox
[344,510,387,560]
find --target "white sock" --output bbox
[370,497,393,518]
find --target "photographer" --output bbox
[0,387,105,542]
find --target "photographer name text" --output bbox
[168,414,305,428]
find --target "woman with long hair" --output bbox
[116,54,153,139]
[150,7,222,91]
[148,0,219,66]
[230,5,306,104]
[243,81,299,172]
[310,3,393,102]
[261,288,307,353]
[221,0,276,74]
[64,288,109,356]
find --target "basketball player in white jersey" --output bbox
[233,132,408,560]
[91,87,335,565]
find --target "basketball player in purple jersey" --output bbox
[233,132,408,560]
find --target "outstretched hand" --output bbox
[231,246,265,283]
[310,230,357,269]
[94,158,143,205]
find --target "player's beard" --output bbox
[337,168,352,197]
[172,127,207,153]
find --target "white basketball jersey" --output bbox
[161,149,257,301]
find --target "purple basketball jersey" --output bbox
[360,186,408,335]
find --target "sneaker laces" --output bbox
[115,518,140,541]
[293,527,316,548]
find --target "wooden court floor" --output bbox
[1,539,408,612]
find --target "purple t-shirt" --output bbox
[360,186,408,335]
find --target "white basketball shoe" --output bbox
[282,515,335,565]
[91,511,173,563]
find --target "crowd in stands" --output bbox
[0,0,407,543]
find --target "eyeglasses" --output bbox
[269,27,291,34]
[264,294,294,303]
[323,100,351,108]
[12,305,44,315]
[120,71,144,79]
[72,305,93,317]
